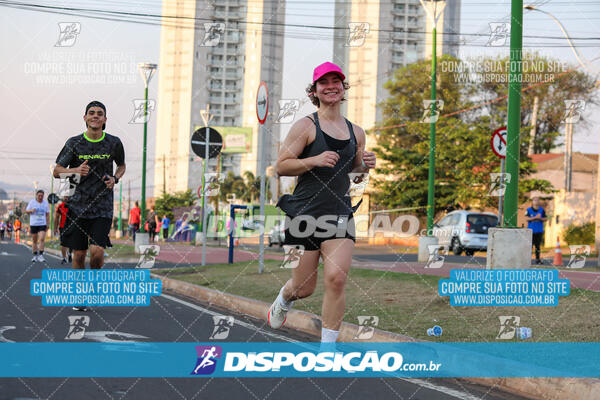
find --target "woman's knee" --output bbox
[324,273,347,293]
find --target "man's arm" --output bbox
[54,207,61,232]
[104,164,126,190]
[54,160,89,178]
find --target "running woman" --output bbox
[267,62,376,345]
[25,189,50,262]
[54,196,72,264]
[53,101,126,298]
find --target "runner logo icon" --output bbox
[191,345,222,375]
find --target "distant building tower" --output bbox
[154,0,285,194]
[333,0,461,129]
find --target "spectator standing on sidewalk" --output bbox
[525,196,547,265]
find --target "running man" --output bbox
[53,101,125,310]
[0,220,5,241]
[54,196,72,264]
[267,62,376,345]
[526,196,547,265]
[25,190,50,262]
[129,201,141,241]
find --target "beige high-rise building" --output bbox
[333,0,461,132]
[154,0,285,195]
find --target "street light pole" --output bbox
[503,0,523,228]
[200,106,214,266]
[525,5,592,193]
[524,5,594,75]
[419,0,446,235]
[137,62,157,237]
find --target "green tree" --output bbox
[154,190,197,220]
[371,55,565,216]
[473,53,597,153]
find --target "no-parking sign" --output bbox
[491,127,507,159]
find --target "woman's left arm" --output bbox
[352,125,376,172]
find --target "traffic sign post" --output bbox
[491,127,507,226]
[192,108,223,266]
[256,82,269,274]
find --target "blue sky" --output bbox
[0,0,598,198]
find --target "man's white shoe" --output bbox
[267,298,288,329]
[31,255,37,262]
[37,254,45,262]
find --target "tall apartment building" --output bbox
[333,0,461,131]
[154,0,285,195]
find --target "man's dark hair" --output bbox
[305,80,350,107]
[36,189,44,194]
[85,101,107,130]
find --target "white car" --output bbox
[433,211,498,256]
[268,222,285,247]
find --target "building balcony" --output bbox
[213,10,244,19]
[391,54,404,64]
[211,109,239,117]
[209,96,238,104]
[210,70,242,79]
[225,32,240,43]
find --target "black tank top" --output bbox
[277,112,357,217]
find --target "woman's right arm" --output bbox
[276,118,339,176]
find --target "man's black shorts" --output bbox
[30,225,47,234]
[62,212,112,250]
[284,214,355,251]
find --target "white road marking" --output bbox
[401,378,484,400]
[160,295,482,399]
[84,331,149,343]
[0,326,16,342]
[4,244,501,398]
[160,293,297,343]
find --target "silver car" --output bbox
[268,221,285,247]
[432,211,498,256]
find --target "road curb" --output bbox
[152,272,600,400]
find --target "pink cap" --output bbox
[312,62,346,84]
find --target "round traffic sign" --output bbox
[256,81,269,125]
[491,126,507,159]
[47,193,59,204]
[191,127,223,159]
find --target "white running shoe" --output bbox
[37,254,46,262]
[267,298,288,329]
[31,255,37,262]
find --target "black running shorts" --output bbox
[284,214,355,251]
[61,211,112,250]
[30,225,47,234]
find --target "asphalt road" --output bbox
[0,241,530,400]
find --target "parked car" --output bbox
[268,221,285,247]
[432,211,498,256]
